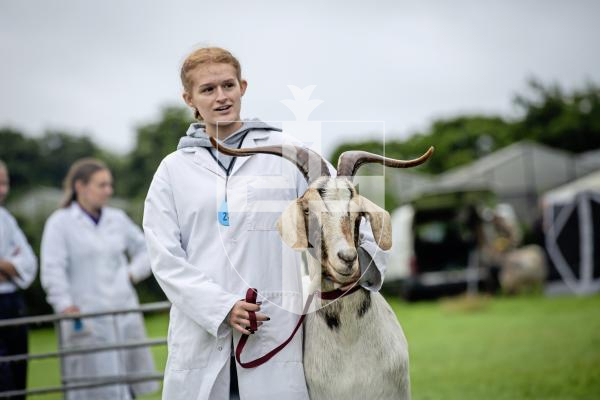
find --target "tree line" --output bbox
[330,79,600,175]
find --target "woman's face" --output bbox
[76,169,113,210]
[0,167,9,204]
[183,62,247,137]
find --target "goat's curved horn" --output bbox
[336,146,434,179]
[209,136,330,183]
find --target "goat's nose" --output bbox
[337,249,358,265]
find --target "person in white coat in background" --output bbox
[0,160,37,400]
[41,158,159,400]
[143,47,387,400]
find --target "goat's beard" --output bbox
[324,264,360,285]
[307,251,361,290]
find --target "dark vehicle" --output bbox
[384,190,500,300]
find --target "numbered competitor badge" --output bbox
[218,200,230,226]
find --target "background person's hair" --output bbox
[0,159,7,173]
[60,158,108,208]
[180,47,243,120]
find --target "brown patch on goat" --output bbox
[353,215,362,247]
[340,215,354,244]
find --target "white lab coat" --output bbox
[143,129,388,400]
[0,207,37,293]
[41,203,159,400]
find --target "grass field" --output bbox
[25,294,600,400]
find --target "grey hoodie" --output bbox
[177,119,281,171]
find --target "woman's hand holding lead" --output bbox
[228,300,270,335]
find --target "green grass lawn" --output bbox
[25,294,600,399]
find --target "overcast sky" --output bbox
[1,0,599,157]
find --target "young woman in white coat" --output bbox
[41,158,159,400]
[0,160,37,399]
[143,47,387,400]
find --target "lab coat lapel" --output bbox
[69,203,115,233]
[187,148,226,178]
[69,203,98,230]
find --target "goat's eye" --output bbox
[303,209,309,216]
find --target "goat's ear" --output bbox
[277,199,308,250]
[358,195,392,250]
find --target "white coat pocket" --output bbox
[246,176,295,231]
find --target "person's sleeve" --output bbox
[5,214,37,289]
[40,216,73,312]
[122,212,152,284]
[143,162,239,338]
[357,218,389,292]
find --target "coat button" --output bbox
[217,346,223,351]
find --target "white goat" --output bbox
[210,137,433,400]
[286,176,413,400]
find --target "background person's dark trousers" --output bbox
[0,291,28,400]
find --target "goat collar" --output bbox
[319,284,362,300]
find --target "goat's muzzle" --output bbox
[326,244,361,284]
[337,248,358,266]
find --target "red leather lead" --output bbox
[244,288,258,333]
